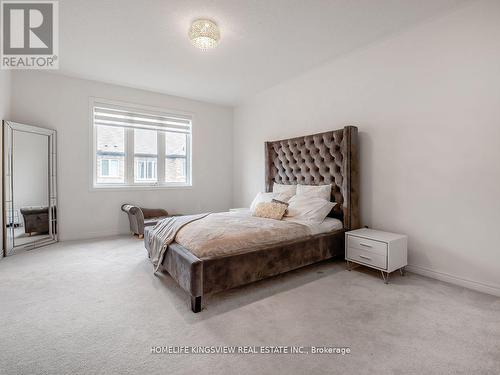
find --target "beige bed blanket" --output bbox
[147,213,210,272]
[175,212,312,259]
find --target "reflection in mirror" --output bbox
[3,121,58,256]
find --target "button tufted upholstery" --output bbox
[265,126,359,230]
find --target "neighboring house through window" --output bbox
[100,159,120,177]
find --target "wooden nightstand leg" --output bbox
[346,260,351,271]
[381,271,389,284]
[399,267,406,276]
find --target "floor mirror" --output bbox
[2,121,58,256]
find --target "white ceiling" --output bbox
[58,0,469,106]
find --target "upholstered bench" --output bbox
[20,207,50,235]
[121,204,169,238]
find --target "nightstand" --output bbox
[345,228,407,284]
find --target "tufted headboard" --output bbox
[265,126,360,230]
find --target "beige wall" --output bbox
[233,0,500,295]
[10,71,233,241]
[0,71,11,120]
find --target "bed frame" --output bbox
[147,126,359,312]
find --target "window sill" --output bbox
[90,183,192,192]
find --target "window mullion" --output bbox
[126,128,134,185]
[158,131,166,185]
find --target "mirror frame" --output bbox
[2,120,58,256]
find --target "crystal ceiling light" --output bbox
[188,19,220,50]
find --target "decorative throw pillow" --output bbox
[250,192,294,213]
[253,201,288,220]
[272,198,289,215]
[296,184,332,201]
[271,198,289,206]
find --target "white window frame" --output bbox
[90,97,193,190]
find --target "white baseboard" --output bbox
[406,264,500,297]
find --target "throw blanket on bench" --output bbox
[147,213,211,273]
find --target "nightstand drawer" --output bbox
[347,247,387,269]
[347,236,387,256]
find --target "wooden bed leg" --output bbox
[191,296,202,313]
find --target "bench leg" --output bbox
[191,296,202,313]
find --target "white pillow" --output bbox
[286,195,336,223]
[250,191,293,213]
[273,183,297,197]
[296,184,332,201]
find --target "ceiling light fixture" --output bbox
[188,19,220,50]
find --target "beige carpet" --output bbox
[0,236,499,375]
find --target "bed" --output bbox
[144,126,359,312]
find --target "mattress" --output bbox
[227,209,343,235]
[174,211,343,260]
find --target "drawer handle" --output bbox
[359,242,373,248]
[359,255,372,260]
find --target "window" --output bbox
[100,159,120,177]
[96,126,125,184]
[134,129,157,183]
[165,132,187,183]
[135,159,157,181]
[92,100,192,188]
